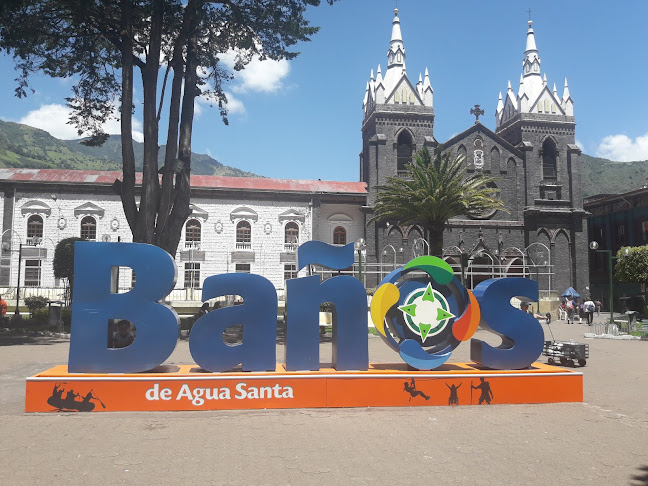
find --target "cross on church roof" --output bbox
[470,104,484,123]
[527,8,533,20]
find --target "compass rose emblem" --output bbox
[398,283,456,342]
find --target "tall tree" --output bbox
[615,246,648,284]
[0,0,335,255]
[371,148,506,257]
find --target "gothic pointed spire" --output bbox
[387,8,406,70]
[496,92,504,114]
[563,78,571,101]
[521,20,543,103]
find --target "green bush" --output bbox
[24,296,48,315]
[61,307,72,328]
[32,308,48,323]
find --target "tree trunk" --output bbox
[119,0,138,233]
[429,224,445,257]
[135,3,164,244]
[157,12,200,255]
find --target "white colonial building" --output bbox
[0,169,366,302]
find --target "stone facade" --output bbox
[359,11,589,295]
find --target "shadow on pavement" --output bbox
[630,464,648,485]
[0,335,68,346]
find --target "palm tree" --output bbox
[371,147,506,257]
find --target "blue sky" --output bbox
[1,0,647,181]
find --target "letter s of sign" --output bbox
[470,278,544,370]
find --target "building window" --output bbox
[131,270,137,288]
[235,263,251,273]
[284,222,299,250]
[333,226,347,245]
[236,221,252,249]
[396,130,413,173]
[185,219,201,248]
[27,215,44,243]
[24,260,42,287]
[642,221,648,241]
[541,138,557,182]
[617,224,626,244]
[80,216,97,240]
[284,264,297,282]
[184,262,200,288]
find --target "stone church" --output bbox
[360,9,588,296]
[0,9,588,301]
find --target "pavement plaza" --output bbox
[1,318,647,485]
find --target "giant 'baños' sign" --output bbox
[68,241,544,374]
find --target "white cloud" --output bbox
[224,91,246,115]
[596,133,648,161]
[18,103,143,142]
[220,50,291,94]
[575,139,585,153]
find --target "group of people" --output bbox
[559,298,601,325]
[187,301,225,334]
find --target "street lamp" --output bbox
[589,241,630,326]
[355,238,366,283]
[381,244,396,268]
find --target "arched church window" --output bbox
[542,138,558,182]
[544,99,550,112]
[80,216,97,241]
[396,131,413,173]
[333,226,346,245]
[491,147,501,172]
[397,52,402,63]
[236,221,252,249]
[27,215,43,240]
[285,222,299,247]
[185,219,201,248]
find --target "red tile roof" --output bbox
[0,169,367,195]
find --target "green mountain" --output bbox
[0,120,259,177]
[1,120,646,194]
[581,154,648,198]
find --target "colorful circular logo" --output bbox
[370,256,480,370]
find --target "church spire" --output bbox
[387,8,406,70]
[520,20,543,102]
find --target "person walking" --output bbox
[566,299,574,324]
[0,295,7,325]
[595,299,602,316]
[584,298,595,325]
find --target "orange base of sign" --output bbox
[25,362,583,412]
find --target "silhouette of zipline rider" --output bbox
[446,382,462,405]
[47,383,106,412]
[403,378,430,401]
[471,377,493,405]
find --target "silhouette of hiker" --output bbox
[446,382,462,405]
[471,377,493,404]
[403,378,430,401]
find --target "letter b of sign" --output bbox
[68,242,179,373]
